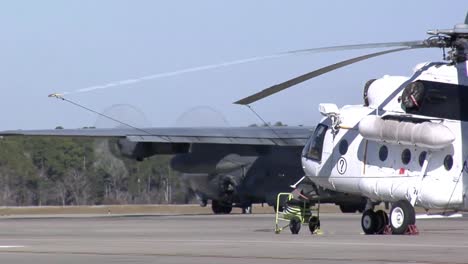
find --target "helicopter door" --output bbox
[303,124,334,177]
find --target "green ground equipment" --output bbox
[274,192,322,235]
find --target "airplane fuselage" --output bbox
[173,144,308,207]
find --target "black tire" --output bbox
[211,200,222,214]
[289,217,301,235]
[223,205,232,214]
[309,216,320,234]
[361,209,378,235]
[211,200,232,214]
[390,200,415,235]
[375,210,389,234]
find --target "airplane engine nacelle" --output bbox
[359,115,455,149]
[171,153,253,174]
[117,139,190,161]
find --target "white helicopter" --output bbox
[235,13,468,234]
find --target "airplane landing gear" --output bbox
[360,200,417,235]
[242,205,252,214]
[211,200,232,214]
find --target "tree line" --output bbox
[0,137,187,206]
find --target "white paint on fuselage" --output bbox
[303,62,468,210]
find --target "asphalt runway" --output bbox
[0,213,467,264]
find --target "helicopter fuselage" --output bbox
[302,61,468,211]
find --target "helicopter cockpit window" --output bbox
[302,135,313,157]
[304,124,328,161]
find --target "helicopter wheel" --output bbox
[361,209,378,234]
[390,200,415,235]
[375,210,389,234]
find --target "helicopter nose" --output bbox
[302,157,319,177]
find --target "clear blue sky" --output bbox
[0,1,466,129]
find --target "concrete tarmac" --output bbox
[0,213,467,264]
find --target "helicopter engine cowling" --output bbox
[359,115,455,149]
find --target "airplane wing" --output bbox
[0,126,313,146]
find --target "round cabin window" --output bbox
[401,149,411,165]
[418,151,427,167]
[339,140,349,155]
[379,145,388,161]
[444,155,453,171]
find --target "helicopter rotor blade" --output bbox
[283,40,425,56]
[234,47,422,105]
[58,41,425,96]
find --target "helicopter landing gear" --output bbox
[375,210,389,234]
[361,209,389,234]
[361,209,378,234]
[389,200,418,235]
[360,200,418,235]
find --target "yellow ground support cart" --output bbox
[274,192,321,235]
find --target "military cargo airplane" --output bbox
[235,12,468,234]
[0,125,366,214]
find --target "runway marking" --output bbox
[0,245,25,249]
